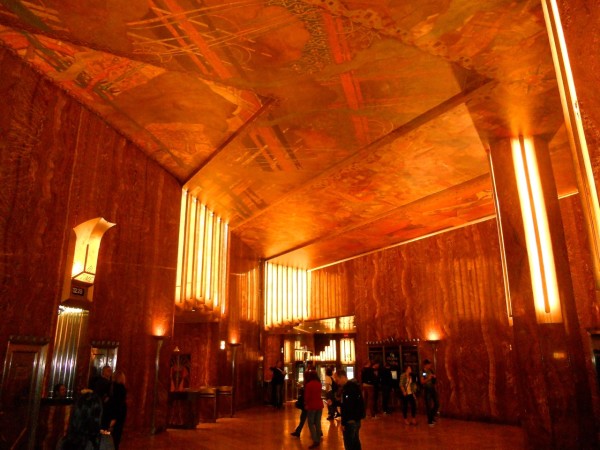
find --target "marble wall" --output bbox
[0,47,181,432]
[559,0,600,177]
[346,219,521,423]
[309,195,600,427]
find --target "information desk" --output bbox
[167,387,217,428]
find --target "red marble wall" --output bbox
[560,195,600,427]
[311,219,520,422]
[558,0,600,180]
[0,46,181,432]
[308,196,600,426]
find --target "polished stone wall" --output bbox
[347,219,521,423]
[0,47,181,432]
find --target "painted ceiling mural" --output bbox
[0,0,576,268]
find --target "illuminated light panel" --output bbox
[340,338,356,364]
[175,190,228,314]
[313,339,337,362]
[511,137,562,323]
[264,263,308,329]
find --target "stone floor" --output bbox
[121,403,525,450]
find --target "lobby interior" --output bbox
[1,1,600,449]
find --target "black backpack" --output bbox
[342,381,365,419]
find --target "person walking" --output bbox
[338,370,365,450]
[304,370,324,449]
[106,370,127,450]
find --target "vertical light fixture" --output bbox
[340,338,355,364]
[175,190,228,315]
[542,0,600,289]
[511,136,562,323]
[264,263,308,329]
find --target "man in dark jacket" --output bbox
[338,370,365,450]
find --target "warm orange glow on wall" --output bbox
[284,340,293,364]
[175,190,228,314]
[511,137,562,323]
[152,324,166,337]
[426,329,441,341]
[488,152,514,326]
[264,263,308,329]
[542,0,600,289]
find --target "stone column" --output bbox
[488,136,597,449]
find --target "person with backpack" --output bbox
[337,369,365,450]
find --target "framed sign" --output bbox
[0,335,49,450]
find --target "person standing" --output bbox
[399,365,417,425]
[421,359,439,426]
[89,365,113,431]
[324,366,337,420]
[360,361,375,418]
[304,370,324,449]
[106,370,127,450]
[338,370,365,450]
[57,391,115,450]
[379,363,393,415]
[269,360,285,409]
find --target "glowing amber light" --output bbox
[511,137,562,323]
[340,338,355,364]
[71,218,116,285]
[264,263,308,329]
[314,339,337,362]
[175,190,228,314]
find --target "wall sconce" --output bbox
[62,217,115,307]
[511,137,562,323]
[220,340,226,350]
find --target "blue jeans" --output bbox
[343,420,361,450]
[294,409,307,433]
[307,409,322,444]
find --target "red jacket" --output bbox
[304,379,324,411]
